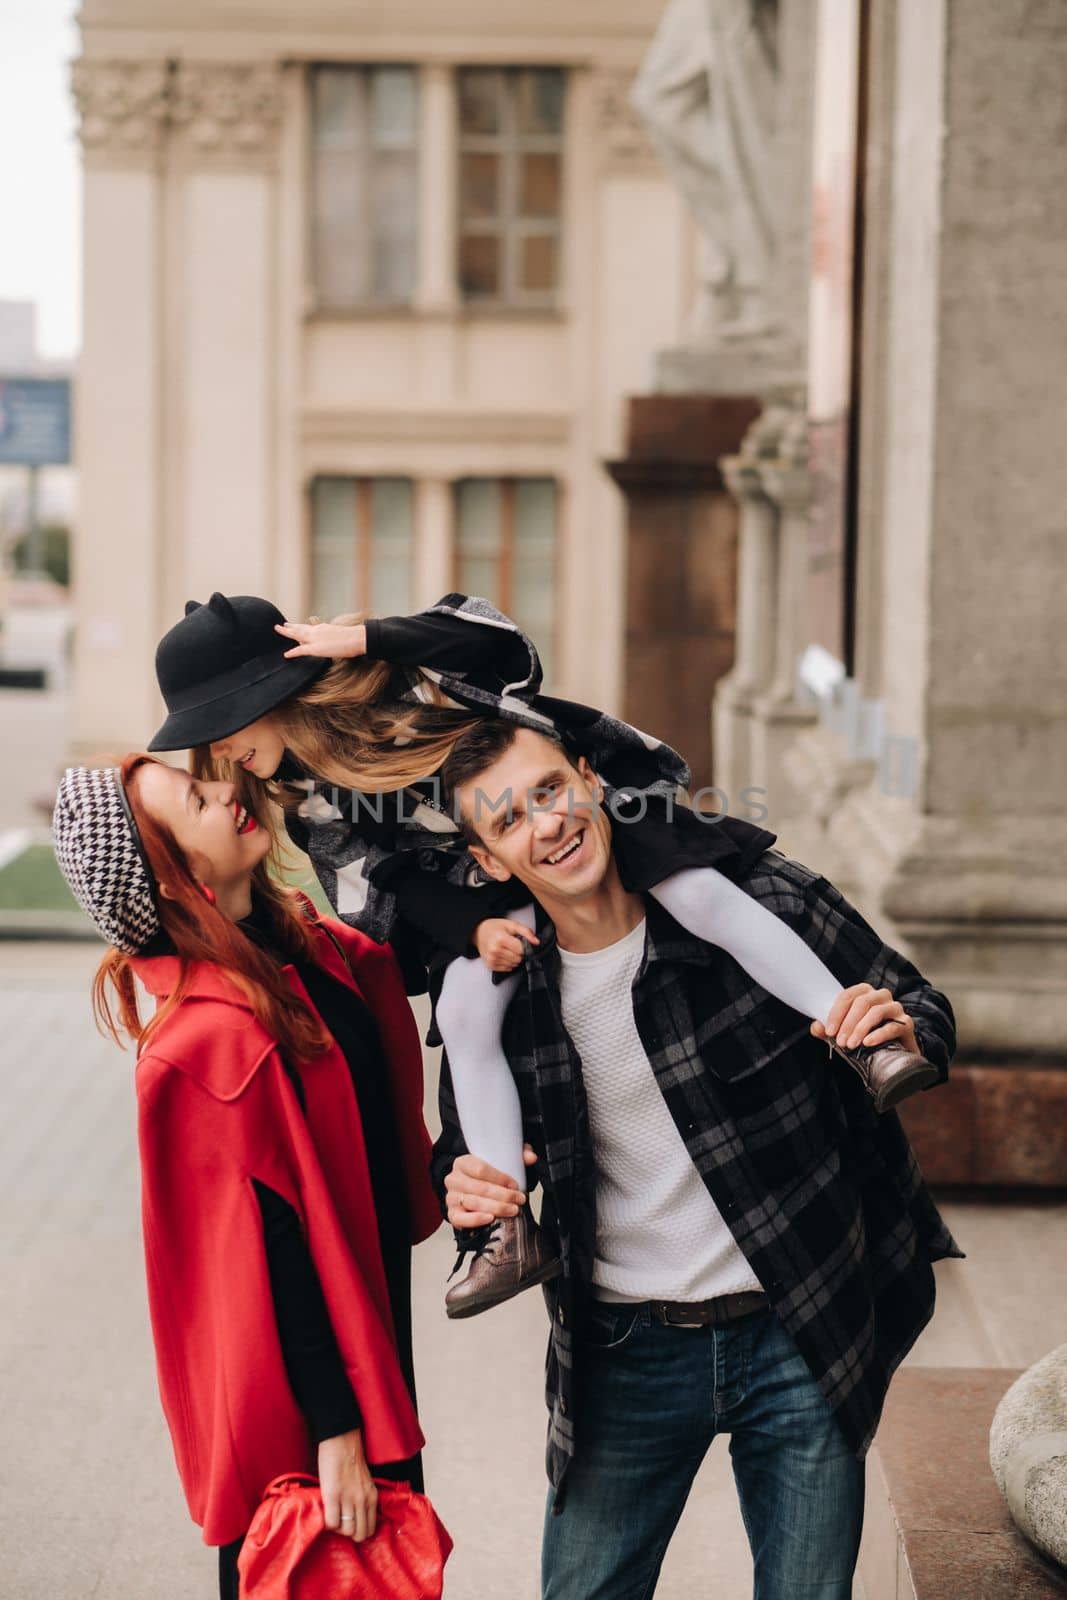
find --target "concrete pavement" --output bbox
[1,941,1065,1598]
[0,685,70,833]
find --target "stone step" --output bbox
[899,1064,1067,1188]
[858,1368,1067,1599]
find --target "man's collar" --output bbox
[640,895,719,974]
[528,893,714,977]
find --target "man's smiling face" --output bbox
[457,728,615,909]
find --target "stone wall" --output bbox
[927,0,1067,821]
[782,0,1067,1063]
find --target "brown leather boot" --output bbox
[827,1036,939,1114]
[445,1207,561,1320]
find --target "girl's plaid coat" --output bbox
[282,594,695,951]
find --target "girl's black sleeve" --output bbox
[391,864,525,958]
[252,1177,363,1445]
[364,598,537,695]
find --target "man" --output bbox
[431,722,961,1600]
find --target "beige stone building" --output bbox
[73,0,1067,1133]
[71,0,699,757]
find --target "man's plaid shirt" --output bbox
[431,848,963,1504]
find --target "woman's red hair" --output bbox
[92,755,329,1060]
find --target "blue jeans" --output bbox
[541,1304,864,1600]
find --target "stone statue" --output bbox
[632,0,779,342]
[989,1345,1067,1572]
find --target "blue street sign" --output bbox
[0,378,72,467]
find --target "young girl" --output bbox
[52,755,442,1597]
[148,591,939,1319]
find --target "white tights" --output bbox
[435,903,538,1191]
[435,870,844,1192]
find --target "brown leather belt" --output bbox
[646,1290,768,1327]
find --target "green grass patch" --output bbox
[0,844,80,912]
[0,842,335,920]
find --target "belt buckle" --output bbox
[657,1301,702,1328]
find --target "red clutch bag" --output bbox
[236,1473,453,1600]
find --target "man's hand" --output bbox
[318,1428,378,1542]
[473,917,541,972]
[445,1146,539,1230]
[275,620,367,660]
[811,983,919,1054]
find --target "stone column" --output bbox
[273,63,308,617]
[414,64,461,410]
[70,60,170,758]
[714,421,783,798]
[776,0,901,884]
[164,63,284,615]
[413,476,454,608]
[714,396,820,826]
[416,65,459,316]
[746,402,819,824]
[72,55,287,754]
[811,0,1067,1062]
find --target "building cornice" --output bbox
[300,407,571,447]
[78,0,665,56]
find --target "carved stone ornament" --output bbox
[71,58,283,167]
[169,63,284,156]
[71,60,171,155]
[591,69,659,175]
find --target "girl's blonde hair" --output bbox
[192,612,482,848]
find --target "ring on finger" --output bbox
[340,1513,355,1524]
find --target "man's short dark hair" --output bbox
[441,720,571,840]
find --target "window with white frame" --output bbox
[457,68,565,306]
[310,66,418,310]
[310,477,414,618]
[454,477,558,679]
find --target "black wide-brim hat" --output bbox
[148,592,330,752]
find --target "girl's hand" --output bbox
[318,1428,378,1542]
[275,621,367,660]
[473,917,540,972]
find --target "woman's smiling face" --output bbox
[131,760,271,899]
[208,715,286,780]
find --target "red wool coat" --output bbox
[131,915,442,1547]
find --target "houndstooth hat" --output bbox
[52,767,162,953]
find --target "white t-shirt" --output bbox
[557,918,762,1303]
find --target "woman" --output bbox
[52,755,442,1598]
[147,590,940,1319]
